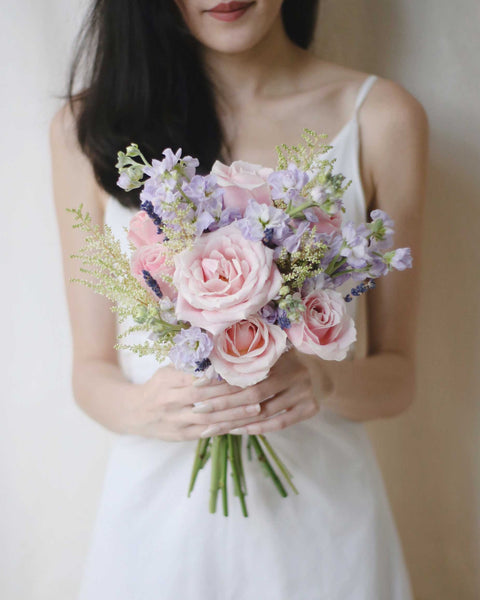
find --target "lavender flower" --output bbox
[340,222,369,268]
[237,200,290,243]
[117,171,133,191]
[387,247,412,270]
[368,209,395,250]
[169,327,213,373]
[260,304,278,324]
[281,221,310,253]
[268,163,309,206]
[181,174,224,235]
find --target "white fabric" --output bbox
[78,74,413,600]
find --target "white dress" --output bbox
[78,75,413,600]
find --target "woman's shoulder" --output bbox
[306,57,428,124]
[50,101,110,212]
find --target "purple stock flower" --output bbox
[340,222,369,268]
[281,221,310,253]
[368,209,395,250]
[182,174,224,235]
[389,247,412,270]
[237,200,290,243]
[117,172,132,191]
[260,304,278,324]
[169,327,213,373]
[268,163,309,205]
[210,206,243,230]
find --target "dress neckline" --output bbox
[325,116,356,150]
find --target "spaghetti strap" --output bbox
[354,74,378,114]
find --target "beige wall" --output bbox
[314,1,480,598]
[2,1,478,599]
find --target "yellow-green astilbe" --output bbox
[274,128,352,216]
[67,204,184,364]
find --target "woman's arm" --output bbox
[319,79,429,421]
[50,104,141,433]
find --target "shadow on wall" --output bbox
[316,1,480,599]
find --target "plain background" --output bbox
[2,1,479,598]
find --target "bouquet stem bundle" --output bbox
[188,434,298,517]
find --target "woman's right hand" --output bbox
[123,365,273,442]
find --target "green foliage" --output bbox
[274,128,351,216]
[275,228,328,292]
[67,204,184,363]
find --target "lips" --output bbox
[208,1,254,13]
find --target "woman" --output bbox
[51,0,428,598]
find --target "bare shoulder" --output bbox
[359,77,429,177]
[49,101,109,214]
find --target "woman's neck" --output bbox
[201,14,308,109]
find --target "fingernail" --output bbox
[192,401,214,414]
[229,427,247,435]
[193,377,210,387]
[200,425,221,438]
[246,403,261,415]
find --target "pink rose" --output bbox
[131,243,176,300]
[211,160,273,213]
[210,316,287,387]
[309,208,343,235]
[128,210,164,248]
[173,223,283,335]
[287,289,356,360]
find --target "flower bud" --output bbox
[132,304,148,323]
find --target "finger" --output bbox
[183,401,263,426]
[190,380,286,413]
[229,398,318,436]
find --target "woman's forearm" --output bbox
[301,351,415,422]
[72,358,138,435]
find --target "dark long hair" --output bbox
[68,0,320,207]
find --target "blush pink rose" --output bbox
[131,243,176,300]
[287,289,356,360]
[210,316,287,387]
[310,208,343,235]
[128,211,164,247]
[211,160,273,213]
[173,223,283,335]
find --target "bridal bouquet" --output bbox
[69,129,411,517]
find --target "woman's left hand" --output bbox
[195,351,322,437]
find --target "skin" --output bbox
[51,0,429,441]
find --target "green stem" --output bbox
[188,437,211,497]
[250,435,288,498]
[228,435,248,517]
[219,436,229,517]
[287,199,319,219]
[259,435,299,495]
[235,436,247,495]
[209,436,221,514]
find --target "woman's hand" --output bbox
[126,351,321,442]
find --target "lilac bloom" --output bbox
[268,163,309,205]
[340,222,369,268]
[260,304,278,324]
[368,255,389,278]
[169,327,213,372]
[117,172,132,191]
[368,209,395,250]
[318,231,343,270]
[389,247,412,270]
[209,206,243,231]
[182,174,224,235]
[237,200,290,243]
[160,148,183,172]
[282,221,310,253]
